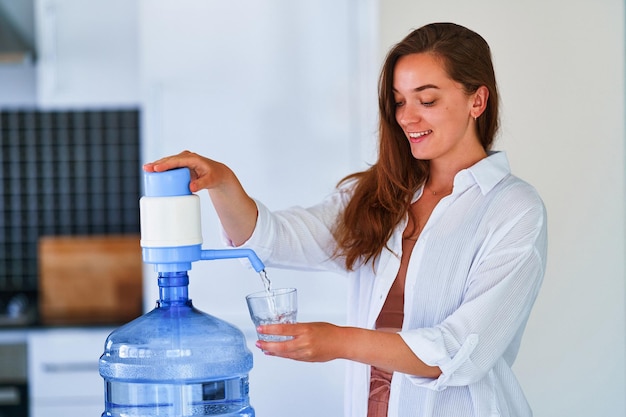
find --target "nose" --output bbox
[396,102,421,127]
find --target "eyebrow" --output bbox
[393,84,440,93]
[414,84,439,92]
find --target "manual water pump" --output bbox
[99,168,261,417]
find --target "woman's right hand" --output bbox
[144,150,258,246]
[143,150,231,193]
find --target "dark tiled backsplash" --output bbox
[0,109,141,293]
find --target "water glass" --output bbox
[245,288,297,342]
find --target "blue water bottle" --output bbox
[99,168,262,416]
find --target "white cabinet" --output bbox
[27,328,113,417]
[34,0,139,108]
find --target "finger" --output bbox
[142,162,157,172]
[144,150,199,173]
[255,338,297,357]
[143,157,181,173]
[260,341,318,363]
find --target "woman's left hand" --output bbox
[255,322,346,363]
[255,321,442,378]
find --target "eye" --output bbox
[421,100,435,107]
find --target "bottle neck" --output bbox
[157,271,190,305]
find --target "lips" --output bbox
[408,130,432,143]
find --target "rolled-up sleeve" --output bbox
[400,328,480,390]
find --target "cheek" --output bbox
[394,108,406,127]
[440,104,466,124]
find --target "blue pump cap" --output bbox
[142,245,202,272]
[144,168,192,197]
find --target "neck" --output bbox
[426,147,488,192]
[158,271,190,305]
[424,181,452,196]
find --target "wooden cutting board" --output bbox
[38,235,143,325]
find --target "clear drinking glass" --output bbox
[245,288,297,342]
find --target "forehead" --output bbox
[392,52,453,91]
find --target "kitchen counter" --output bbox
[0,327,29,343]
[0,322,125,337]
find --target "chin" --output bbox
[410,149,431,161]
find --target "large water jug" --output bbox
[99,271,254,416]
[99,168,263,417]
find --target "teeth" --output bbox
[409,130,431,138]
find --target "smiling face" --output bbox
[393,52,488,166]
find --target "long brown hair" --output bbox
[333,22,500,271]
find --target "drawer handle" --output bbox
[0,387,20,405]
[42,362,99,373]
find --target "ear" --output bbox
[470,86,489,118]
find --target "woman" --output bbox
[144,22,547,417]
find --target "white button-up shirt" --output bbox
[236,151,547,417]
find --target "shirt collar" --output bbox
[455,151,511,195]
[413,151,511,202]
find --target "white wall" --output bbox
[0,0,37,107]
[139,1,378,415]
[379,1,626,416]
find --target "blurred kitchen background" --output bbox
[0,1,623,416]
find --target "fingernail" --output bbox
[255,341,261,349]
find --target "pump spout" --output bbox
[200,249,266,273]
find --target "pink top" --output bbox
[368,237,416,417]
